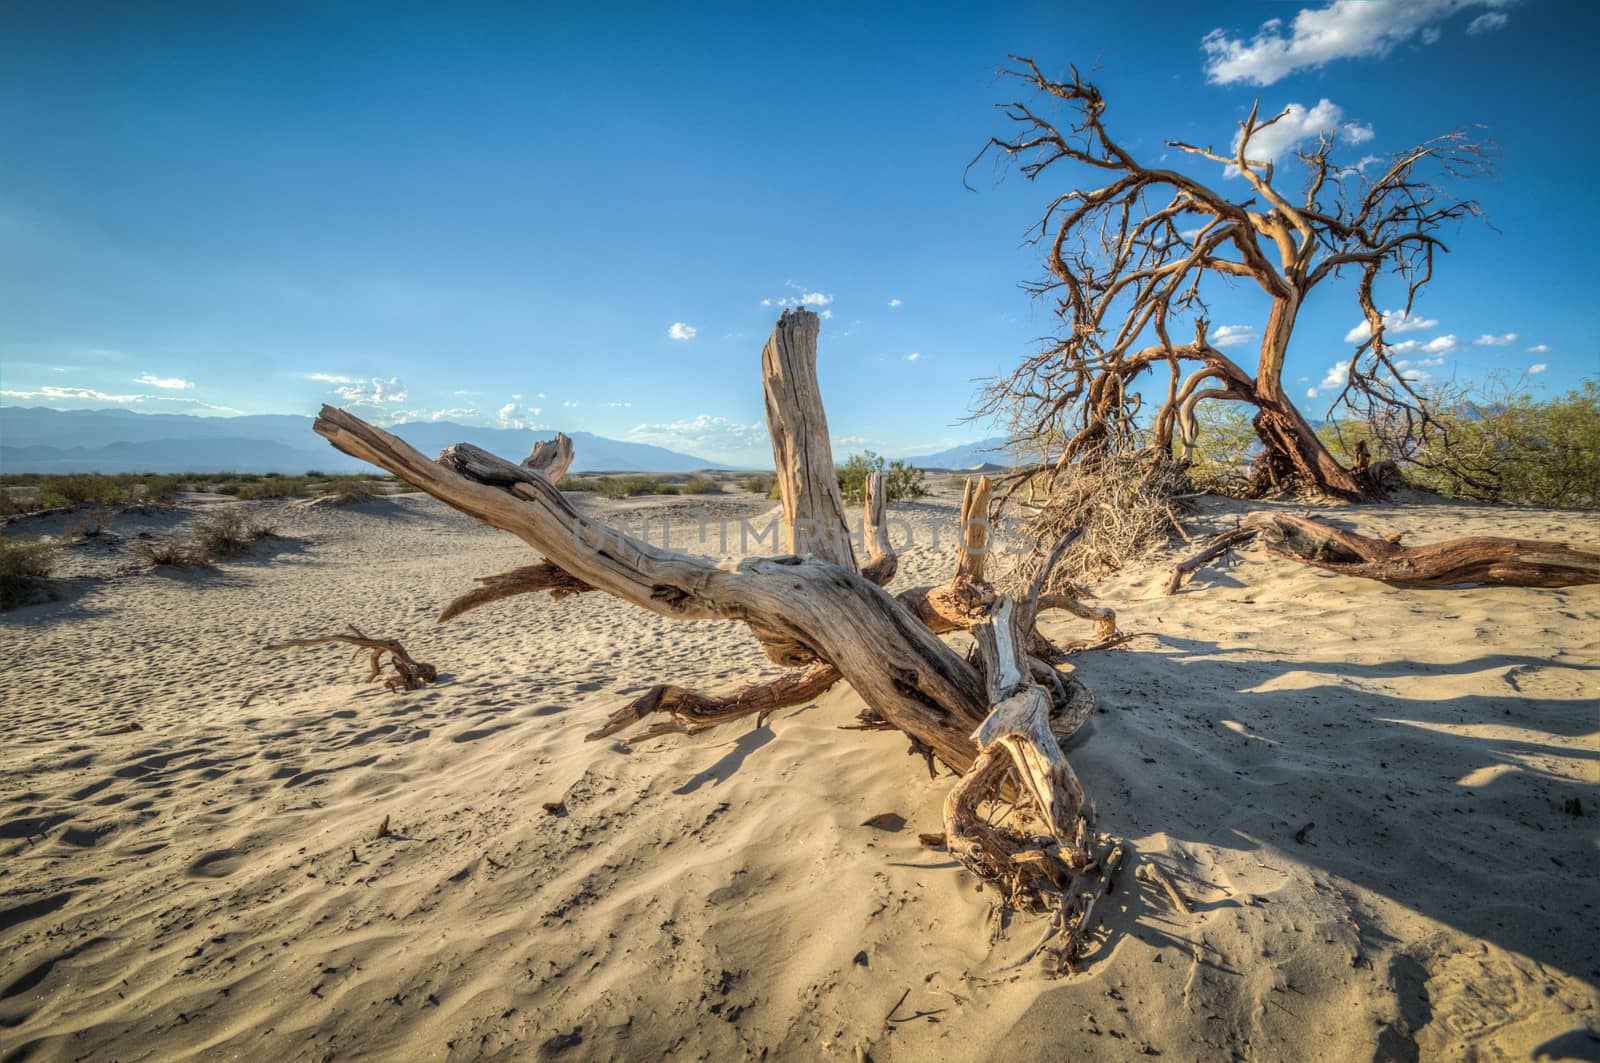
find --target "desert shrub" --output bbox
[1,537,58,609]
[1183,402,1260,496]
[36,474,126,509]
[740,473,776,495]
[680,475,722,495]
[596,476,677,498]
[557,477,600,493]
[320,478,376,504]
[1372,378,1600,508]
[236,476,313,500]
[1000,456,1191,589]
[191,506,276,556]
[132,537,212,567]
[837,452,929,504]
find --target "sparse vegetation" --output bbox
[837,452,928,504]
[1,536,59,609]
[740,473,776,496]
[680,475,722,495]
[191,506,277,556]
[556,475,680,498]
[132,537,213,568]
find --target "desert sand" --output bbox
[1,484,1597,1062]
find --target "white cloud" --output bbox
[1210,324,1258,349]
[1528,363,1547,374]
[134,374,193,390]
[628,415,769,457]
[904,352,921,362]
[1308,359,1351,398]
[1526,344,1550,354]
[1419,334,1461,355]
[887,298,903,308]
[1341,121,1374,144]
[562,399,580,408]
[1228,98,1371,171]
[609,401,632,408]
[1344,308,1440,344]
[308,372,353,384]
[798,291,832,307]
[766,287,835,309]
[1466,11,1508,34]
[1471,332,1518,346]
[333,376,407,406]
[1202,0,1513,86]
[497,402,519,427]
[820,309,833,320]
[760,298,773,307]
[668,322,697,340]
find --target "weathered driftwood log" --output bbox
[523,431,574,482]
[268,627,437,691]
[1167,511,1600,593]
[309,307,1110,924]
[586,661,841,745]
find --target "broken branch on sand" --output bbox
[1166,512,1600,594]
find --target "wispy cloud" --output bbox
[628,414,768,457]
[1526,344,1550,354]
[308,372,353,384]
[1528,363,1547,374]
[1306,359,1351,398]
[887,298,903,308]
[134,374,193,390]
[1,384,242,414]
[904,352,922,362]
[1344,308,1439,344]
[333,377,407,406]
[667,322,697,340]
[1471,332,1518,347]
[1202,0,1513,86]
[1466,10,1508,35]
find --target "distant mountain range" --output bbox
[0,407,727,474]
[0,407,1019,475]
[897,437,1013,470]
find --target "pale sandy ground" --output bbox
[1,484,1597,1062]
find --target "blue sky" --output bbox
[2,0,1594,464]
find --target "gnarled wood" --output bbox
[860,470,898,587]
[268,627,437,691]
[438,561,595,622]
[313,408,990,772]
[524,432,574,483]
[763,308,855,569]
[585,661,841,744]
[1246,512,1600,588]
[1166,512,1600,593]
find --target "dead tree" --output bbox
[310,309,1120,952]
[1166,512,1600,593]
[971,57,1491,499]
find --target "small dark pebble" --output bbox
[1293,822,1314,845]
[854,950,869,967]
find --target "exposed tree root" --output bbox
[269,627,438,691]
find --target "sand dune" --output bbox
[2,487,1596,1061]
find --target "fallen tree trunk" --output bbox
[1167,511,1600,593]
[309,307,1112,932]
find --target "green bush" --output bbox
[1,537,58,609]
[191,507,276,556]
[1378,378,1600,508]
[680,475,722,495]
[837,451,928,504]
[740,473,776,496]
[1184,402,1260,494]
